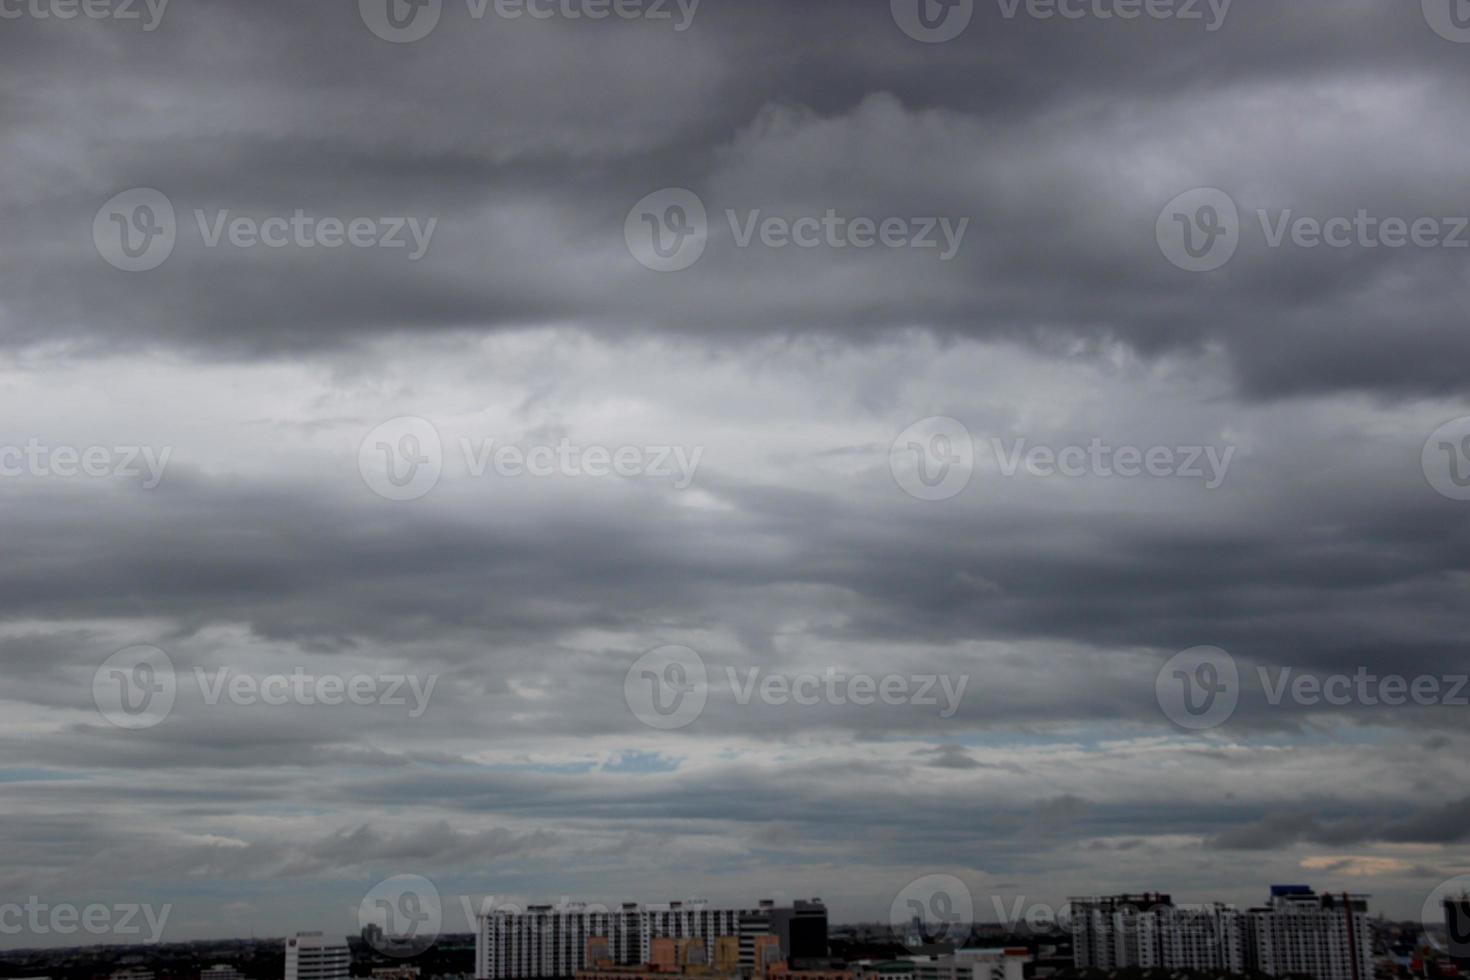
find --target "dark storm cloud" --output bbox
[2,406,1466,744]
[3,0,1470,398]
[1207,796,1470,851]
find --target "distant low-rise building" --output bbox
[852,964,914,980]
[285,931,351,980]
[577,928,838,980]
[908,948,1027,980]
[202,965,246,980]
[370,967,421,980]
[576,934,742,980]
[765,964,853,980]
[112,968,156,980]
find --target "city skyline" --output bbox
[0,882,1454,951]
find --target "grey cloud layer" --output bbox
[2,332,1468,939]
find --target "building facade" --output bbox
[771,902,829,963]
[765,966,852,980]
[1068,894,1174,970]
[1145,903,1247,972]
[1071,887,1367,980]
[476,900,827,980]
[284,932,351,980]
[908,949,1027,980]
[1248,887,1371,980]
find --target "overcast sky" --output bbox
[2,0,1470,951]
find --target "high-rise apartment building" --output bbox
[475,899,827,980]
[284,932,351,980]
[1071,887,1367,980]
[1068,894,1174,969]
[1146,903,1247,972]
[1248,887,1371,980]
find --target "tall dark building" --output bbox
[1446,896,1470,969]
[772,899,828,963]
